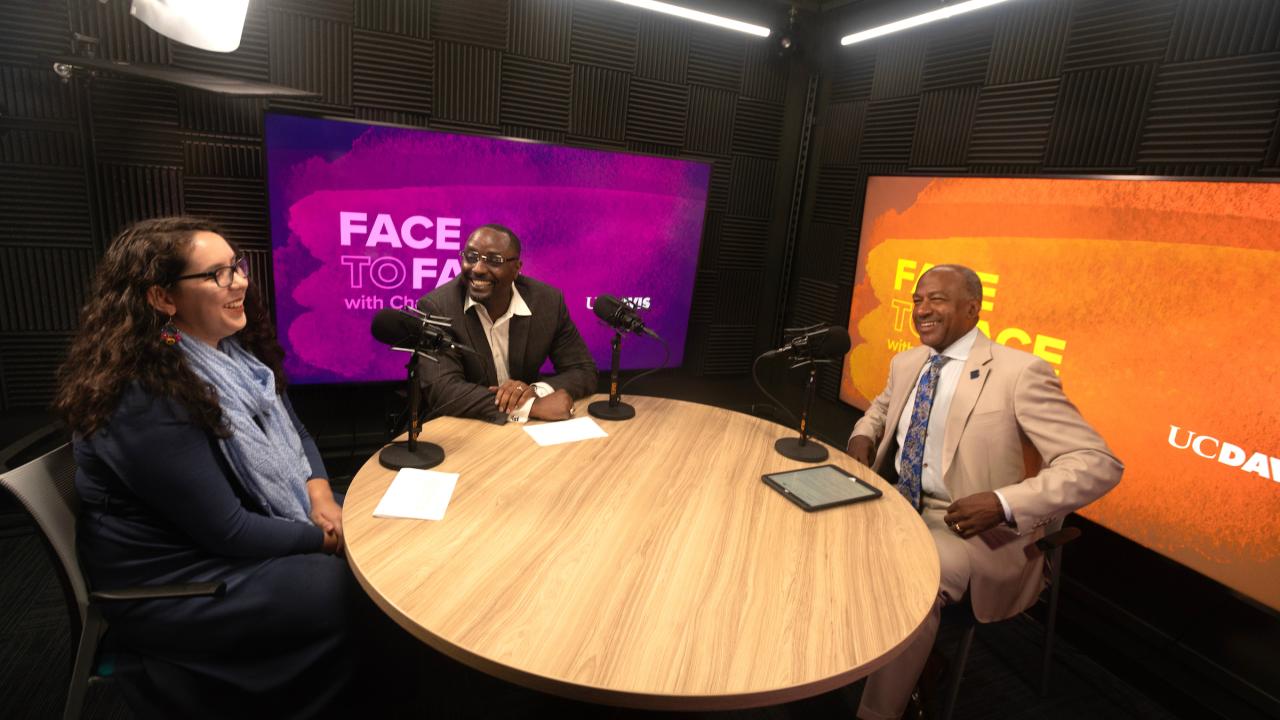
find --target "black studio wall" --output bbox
[0,0,804,414]
[789,0,1280,401]
[6,1,1280,418]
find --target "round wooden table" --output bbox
[343,395,939,710]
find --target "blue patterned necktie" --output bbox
[898,354,949,510]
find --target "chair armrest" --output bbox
[90,581,226,602]
[1035,526,1081,552]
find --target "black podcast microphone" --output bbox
[370,307,477,356]
[587,294,659,422]
[369,307,459,471]
[592,294,660,339]
[756,325,851,463]
[762,325,851,359]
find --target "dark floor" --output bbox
[1,516,1182,720]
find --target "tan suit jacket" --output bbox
[851,332,1122,621]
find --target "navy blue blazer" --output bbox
[74,383,327,591]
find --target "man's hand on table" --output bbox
[529,388,574,421]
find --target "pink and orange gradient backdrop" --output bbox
[841,176,1280,611]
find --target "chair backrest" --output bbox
[0,444,89,626]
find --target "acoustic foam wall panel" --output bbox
[501,55,572,131]
[921,16,994,91]
[870,36,926,100]
[1166,0,1280,62]
[0,0,67,66]
[986,0,1071,84]
[967,79,1060,165]
[911,85,981,168]
[183,177,268,249]
[687,28,744,91]
[859,96,920,163]
[434,41,501,128]
[627,76,689,146]
[0,169,91,247]
[269,8,353,106]
[432,0,508,50]
[183,140,261,182]
[685,84,736,156]
[731,96,785,158]
[728,155,777,220]
[830,49,876,103]
[1137,53,1280,165]
[570,63,628,141]
[820,100,866,165]
[0,247,96,332]
[511,0,573,63]
[0,333,73,409]
[636,14,688,85]
[356,0,428,38]
[742,42,789,104]
[352,28,433,115]
[571,1,638,73]
[1044,62,1157,168]
[1060,0,1179,72]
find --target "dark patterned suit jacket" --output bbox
[417,276,598,423]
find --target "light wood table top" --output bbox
[344,394,939,710]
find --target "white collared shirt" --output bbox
[892,326,1012,521]
[465,286,551,423]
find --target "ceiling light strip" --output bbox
[607,0,771,38]
[840,0,1021,46]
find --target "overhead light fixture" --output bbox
[840,0,1022,46]
[131,0,250,52]
[606,0,771,38]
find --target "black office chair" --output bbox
[938,518,1082,720]
[0,440,225,720]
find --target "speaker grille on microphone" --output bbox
[370,308,421,347]
[592,294,624,323]
[816,327,851,358]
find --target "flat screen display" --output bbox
[841,175,1280,611]
[264,113,710,385]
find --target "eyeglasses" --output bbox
[174,256,250,288]
[460,250,519,267]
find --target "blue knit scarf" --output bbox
[179,337,312,523]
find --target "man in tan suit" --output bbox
[847,264,1122,720]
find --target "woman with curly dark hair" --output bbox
[54,216,353,718]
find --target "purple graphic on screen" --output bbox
[265,113,710,384]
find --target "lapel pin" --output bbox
[970,369,980,379]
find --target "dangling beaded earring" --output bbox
[160,314,182,345]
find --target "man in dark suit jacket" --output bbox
[417,224,597,423]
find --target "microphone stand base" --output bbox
[775,437,829,463]
[378,441,445,470]
[588,400,636,421]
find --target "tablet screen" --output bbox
[763,465,881,510]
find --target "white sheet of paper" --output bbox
[523,416,609,446]
[372,468,459,521]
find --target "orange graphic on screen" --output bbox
[841,176,1280,611]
